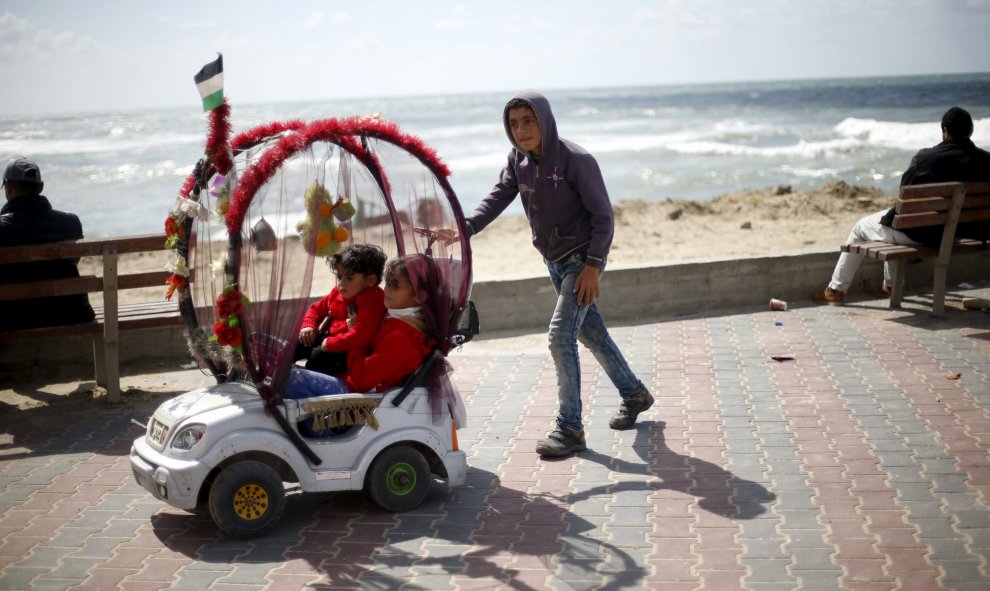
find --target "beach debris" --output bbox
[771,354,795,362]
[740,221,752,229]
[668,208,683,221]
[770,298,788,311]
[180,361,199,369]
[775,321,783,327]
[945,372,962,380]
[958,282,976,289]
[774,184,792,195]
[963,297,990,310]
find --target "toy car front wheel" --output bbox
[366,445,431,512]
[208,460,286,538]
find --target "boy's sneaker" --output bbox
[535,426,586,457]
[813,287,845,306]
[609,390,655,430]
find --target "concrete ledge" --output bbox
[469,248,990,333]
[4,248,990,369]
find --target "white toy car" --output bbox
[131,374,468,538]
[133,101,477,538]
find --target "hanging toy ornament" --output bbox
[297,183,355,256]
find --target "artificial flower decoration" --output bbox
[165,274,188,301]
[215,287,246,318]
[212,319,243,348]
[164,216,187,249]
[165,254,189,277]
[211,285,249,353]
[169,195,206,225]
[210,173,232,217]
[210,253,228,278]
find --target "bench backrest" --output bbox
[0,234,177,302]
[892,181,990,230]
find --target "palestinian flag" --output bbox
[194,54,224,112]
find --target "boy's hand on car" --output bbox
[434,228,459,245]
[573,266,600,305]
[299,327,316,347]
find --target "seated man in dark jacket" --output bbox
[815,106,990,305]
[0,157,95,330]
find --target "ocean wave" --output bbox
[665,137,862,158]
[0,132,204,156]
[834,116,990,149]
[75,161,192,185]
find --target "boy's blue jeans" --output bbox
[546,252,648,434]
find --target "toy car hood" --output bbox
[155,381,259,423]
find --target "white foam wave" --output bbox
[0,132,203,156]
[835,116,990,149]
[666,137,862,158]
[834,117,937,149]
[78,161,191,184]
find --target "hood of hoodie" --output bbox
[503,90,559,163]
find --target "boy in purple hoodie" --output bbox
[464,90,653,457]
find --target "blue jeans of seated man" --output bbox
[546,251,648,434]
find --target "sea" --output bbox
[1,72,988,238]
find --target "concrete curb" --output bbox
[470,248,990,333]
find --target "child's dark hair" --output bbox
[328,243,387,279]
[383,256,408,285]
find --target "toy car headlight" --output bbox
[170,424,206,450]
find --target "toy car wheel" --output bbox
[366,445,431,512]
[208,460,286,538]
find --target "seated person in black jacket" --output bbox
[815,107,990,306]
[0,157,95,330]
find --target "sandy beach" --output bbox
[468,180,892,279]
[80,180,892,305]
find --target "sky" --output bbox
[0,0,988,116]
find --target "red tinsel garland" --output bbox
[206,99,233,175]
[224,116,452,235]
[353,117,451,177]
[226,117,366,234]
[179,173,196,198]
[230,120,306,153]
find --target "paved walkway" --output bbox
[2,293,990,590]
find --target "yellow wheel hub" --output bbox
[232,483,270,521]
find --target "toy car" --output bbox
[130,103,477,537]
[130,373,469,537]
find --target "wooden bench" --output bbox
[841,181,990,316]
[0,234,188,402]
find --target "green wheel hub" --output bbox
[386,462,417,496]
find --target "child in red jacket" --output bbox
[286,253,466,436]
[287,254,438,396]
[293,243,387,376]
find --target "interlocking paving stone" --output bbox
[4,298,990,589]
